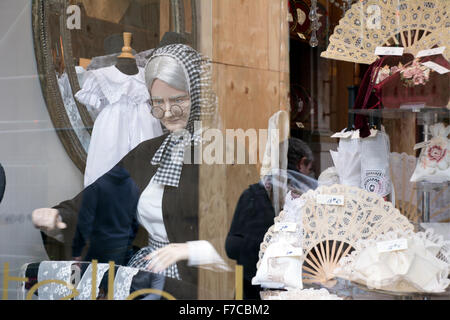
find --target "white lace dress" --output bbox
[75,65,163,187]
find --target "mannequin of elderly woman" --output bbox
[32,70,192,268]
[32,45,227,298]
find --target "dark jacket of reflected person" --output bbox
[225,137,316,300]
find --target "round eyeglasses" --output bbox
[150,104,184,119]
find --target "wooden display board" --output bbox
[196,0,290,299]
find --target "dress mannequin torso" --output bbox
[115,57,139,75]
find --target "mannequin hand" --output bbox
[144,243,189,273]
[32,208,66,232]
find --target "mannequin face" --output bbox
[150,79,191,132]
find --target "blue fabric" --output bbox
[72,164,140,263]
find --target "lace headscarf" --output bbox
[145,44,217,187]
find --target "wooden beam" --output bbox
[160,0,170,40]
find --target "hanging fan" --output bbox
[289,0,311,38]
[389,152,450,223]
[257,184,414,285]
[288,0,328,44]
[321,0,450,64]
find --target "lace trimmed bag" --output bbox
[410,123,450,183]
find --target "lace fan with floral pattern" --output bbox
[257,185,414,285]
[321,0,450,64]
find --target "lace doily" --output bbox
[336,228,450,293]
[260,288,343,300]
[257,185,414,284]
[321,0,450,64]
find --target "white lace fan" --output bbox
[257,184,414,285]
[321,0,450,64]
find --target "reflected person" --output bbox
[225,138,316,299]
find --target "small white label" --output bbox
[316,194,345,206]
[375,46,404,56]
[414,140,431,150]
[331,131,353,139]
[416,46,446,58]
[284,248,303,257]
[377,238,408,253]
[274,222,297,232]
[421,61,450,75]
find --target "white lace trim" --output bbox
[75,263,110,300]
[261,288,343,300]
[113,266,140,300]
[75,66,150,111]
[37,261,76,300]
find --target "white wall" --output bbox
[0,0,83,299]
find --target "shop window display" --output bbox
[0,0,448,304]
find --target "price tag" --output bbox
[416,46,446,58]
[331,131,353,139]
[421,61,450,74]
[274,222,297,232]
[284,248,303,257]
[377,238,408,253]
[316,194,345,206]
[375,47,404,56]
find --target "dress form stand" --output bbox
[115,32,139,75]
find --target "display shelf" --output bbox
[415,181,450,192]
[348,107,450,122]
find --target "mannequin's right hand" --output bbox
[32,208,67,232]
